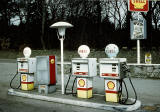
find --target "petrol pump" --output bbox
[99,44,128,103]
[71,45,97,98]
[17,47,36,91]
[36,56,57,94]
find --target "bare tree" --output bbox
[102,0,128,29]
[152,1,160,30]
[40,0,47,50]
[141,1,159,49]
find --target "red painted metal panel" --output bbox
[49,56,56,85]
[19,69,28,72]
[105,90,118,94]
[74,72,88,75]
[77,87,93,91]
[102,73,118,77]
[21,82,34,84]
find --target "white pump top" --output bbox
[105,44,119,58]
[78,45,90,58]
[23,47,31,58]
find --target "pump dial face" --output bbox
[107,81,115,90]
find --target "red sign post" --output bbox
[128,0,149,12]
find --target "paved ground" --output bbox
[0,59,160,112]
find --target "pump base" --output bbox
[77,89,92,98]
[21,82,34,91]
[38,85,56,94]
[105,92,119,103]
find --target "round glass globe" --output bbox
[105,44,119,58]
[78,45,90,58]
[23,47,31,58]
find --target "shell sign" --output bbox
[128,0,149,12]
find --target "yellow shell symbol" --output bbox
[22,75,27,81]
[146,59,150,62]
[78,79,85,87]
[107,81,115,90]
[50,59,54,64]
[131,0,147,9]
[146,53,151,57]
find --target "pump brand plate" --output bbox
[22,74,27,82]
[107,81,115,90]
[78,79,85,87]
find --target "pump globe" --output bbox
[23,47,31,58]
[105,44,119,58]
[78,45,90,58]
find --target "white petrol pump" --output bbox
[99,44,137,104]
[10,47,57,94]
[16,47,36,90]
[71,45,97,98]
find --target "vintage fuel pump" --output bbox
[71,45,97,98]
[99,44,137,104]
[36,56,57,94]
[10,47,36,91]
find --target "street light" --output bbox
[50,21,73,94]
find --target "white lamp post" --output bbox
[50,22,73,94]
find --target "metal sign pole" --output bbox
[60,38,64,94]
[137,39,140,64]
[129,0,148,64]
[137,12,140,64]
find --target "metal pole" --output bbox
[60,38,64,94]
[137,39,140,64]
[137,12,140,64]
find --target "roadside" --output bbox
[0,59,16,63]
[0,49,160,64]
[0,61,160,111]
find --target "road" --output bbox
[0,60,160,112]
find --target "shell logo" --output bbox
[145,53,151,57]
[146,59,151,62]
[107,81,115,90]
[78,79,85,87]
[50,59,55,64]
[131,0,147,9]
[22,75,27,81]
[129,0,149,12]
[145,53,151,64]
